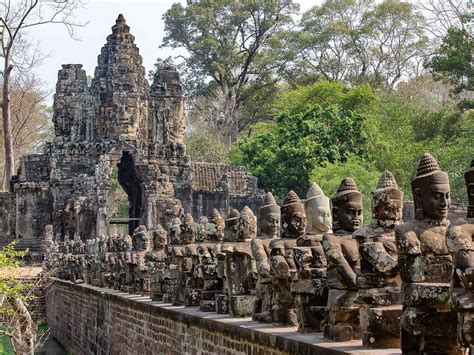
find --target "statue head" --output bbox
[465,160,474,218]
[207,209,225,242]
[169,217,182,244]
[258,192,280,238]
[225,208,240,242]
[281,191,306,238]
[371,171,403,223]
[238,206,257,241]
[305,183,332,234]
[180,213,196,244]
[197,216,208,242]
[411,153,450,221]
[152,225,167,251]
[332,177,363,232]
[132,225,151,251]
[123,234,133,252]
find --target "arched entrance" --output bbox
[108,151,143,235]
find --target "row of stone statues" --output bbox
[43,154,473,354]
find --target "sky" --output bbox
[28,0,321,102]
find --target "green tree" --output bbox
[161,0,299,142]
[186,131,230,163]
[293,0,427,90]
[231,82,376,196]
[311,154,380,222]
[0,242,36,354]
[425,27,473,94]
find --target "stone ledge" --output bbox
[48,278,400,355]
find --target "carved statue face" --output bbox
[153,230,167,251]
[238,215,256,241]
[260,212,280,238]
[415,183,451,221]
[312,206,332,233]
[283,211,306,238]
[372,190,403,221]
[225,220,239,242]
[334,201,363,232]
[207,222,224,241]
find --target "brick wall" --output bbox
[45,279,381,355]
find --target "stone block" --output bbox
[401,307,458,336]
[200,299,216,312]
[229,295,257,317]
[402,283,452,310]
[323,322,361,342]
[216,293,228,314]
[398,255,452,283]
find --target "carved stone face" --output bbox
[372,190,403,221]
[415,183,450,221]
[260,212,280,238]
[225,219,240,242]
[153,230,167,251]
[314,206,332,232]
[238,211,257,241]
[283,211,306,238]
[134,231,151,251]
[335,201,363,232]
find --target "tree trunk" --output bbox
[2,59,15,190]
[10,297,36,355]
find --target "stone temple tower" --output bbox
[0,15,263,257]
[91,14,149,142]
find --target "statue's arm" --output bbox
[251,240,270,278]
[323,234,357,288]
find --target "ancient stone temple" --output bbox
[0,15,263,256]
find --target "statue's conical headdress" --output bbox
[226,208,240,222]
[411,153,449,192]
[209,208,224,225]
[373,171,403,199]
[282,190,305,214]
[305,182,330,207]
[332,177,362,205]
[240,206,256,221]
[259,192,280,216]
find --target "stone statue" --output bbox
[252,192,280,323]
[447,160,474,354]
[199,209,225,312]
[216,208,240,314]
[322,177,362,341]
[353,171,402,348]
[162,218,182,303]
[395,153,462,354]
[269,191,305,325]
[292,183,330,332]
[222,206,257,317]
[173,213,196,305]
[130,226,152,295]
[148,225,169,301]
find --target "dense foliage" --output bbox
[231,80,473,203]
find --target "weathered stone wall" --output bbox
[45,279,383,355]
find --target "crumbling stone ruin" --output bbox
[0,14,263,258]
[44,151,473,354]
